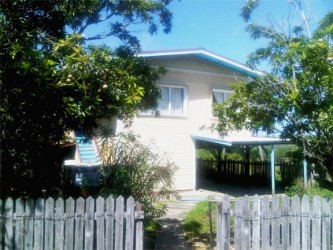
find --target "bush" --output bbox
[285,178,305,197]
[98,132,178,219]
[285,178,333,198]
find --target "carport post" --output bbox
[270,144,275,195]
[303,159,308,188]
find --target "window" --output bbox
[158,85,187,116]
[140,85,187,116]
[212,89,233,116]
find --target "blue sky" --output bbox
[86,0,332,67]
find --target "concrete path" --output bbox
[154,200,196,249]
[154,189,224,250]
[153,184,276,249]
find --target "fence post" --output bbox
[221,195,230,250]
[216,201,222,250]
[135,204,144,250]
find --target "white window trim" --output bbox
[212,89,233,117]
[140,84,188,117]
[159,84,188,117]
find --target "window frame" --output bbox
[140,84,188,117]
[212,89,233,117]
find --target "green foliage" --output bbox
[285,178,305,197]
[215,2,333,185]
[183,200,216,244]
[0,0,173,197]
[98,132,177,219]
[286,178,333,199]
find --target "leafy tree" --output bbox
[215,1,333,185]
[0,0,174,197]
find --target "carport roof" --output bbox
[191,134,292,146]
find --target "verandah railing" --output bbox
[198,158,301,186]
[0,195,144,250]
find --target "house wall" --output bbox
[118,58,248,190]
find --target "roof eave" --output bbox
[138,48,264,77]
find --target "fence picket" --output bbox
[1,195,140,250]
[234,198,242,249]
[222,195,230,250]
[291,195,300,250]
[65,197,75,250]
[216,194,333,250]
[96,196,105,250]
[135,203,144,250]
[301,195,310,250]
[115,196,124,250]
[322,198,331,250]
[125,197,135,250]
[54,198,64,250]
[74,197,85,250]
[0,199,3,249]
[24,199,34,250]
[106,196,115,250]
[242,195,251,249]
[14,198,24,249]
[4,198,14,250]
[281,195,290,250]
[33,198,44,249]
[261,195,270,250]
[312,196,322,250]
[45,198,55,250]
[85,197,94,250]
[271,195,280,249]
[251,195,260,250]
[216,201,223,250]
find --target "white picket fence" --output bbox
[0,196,144,250]
[216,194,333,250]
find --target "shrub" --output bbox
[285,178,333,198]
[285,178,305,197]
[98,132,178,219]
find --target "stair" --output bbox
[75,131,99,164]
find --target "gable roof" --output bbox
[138,48,264,78]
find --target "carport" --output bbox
[192,134,302,195]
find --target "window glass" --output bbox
[159,87,170,113]
[212,89,232,116]
[140,85,186,116]
[212,91,225,104]
[171,88,184,115]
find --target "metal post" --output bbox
[303,159,308,188]
[270,145,275,195]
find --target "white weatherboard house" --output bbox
[116,48,263,191]
[65,48,294,193]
